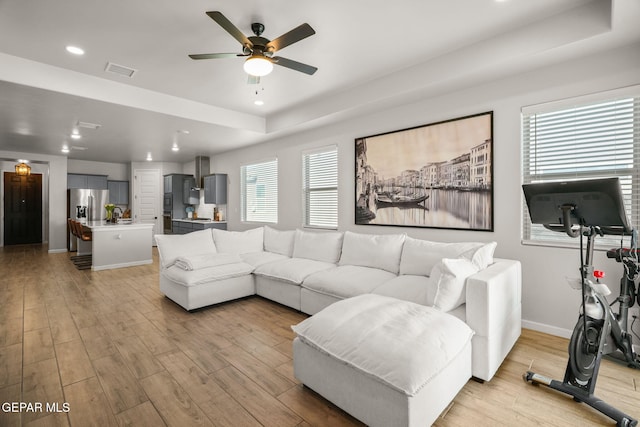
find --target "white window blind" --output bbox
[522,87,640,248]
[302,146,338,229]
[241,158,278,223]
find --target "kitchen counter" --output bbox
[78,220,154,270]
[172,218,227,224]
[82,220,155,230]
[171,218,227,234]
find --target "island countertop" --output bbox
[80,220,155,231]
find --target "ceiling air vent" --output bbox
[105,62,137,78]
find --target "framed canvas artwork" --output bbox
[355,111,493,231]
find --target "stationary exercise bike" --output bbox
[522,178,640,427]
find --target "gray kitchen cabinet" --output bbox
[183,176,199,205]
[164,173,194,219]
[171,220,227,234]
[108,180,129,205]
[67,173,108,189]
[192,221,227,231]
[203,174,227,204]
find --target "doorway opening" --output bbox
[3,172,43,245]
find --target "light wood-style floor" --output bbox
[1,244,639,426]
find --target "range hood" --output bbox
[193,156,210,189]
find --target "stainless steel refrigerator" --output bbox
[67,189,109,251]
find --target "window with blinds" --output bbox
[302,146,338,229]
[522,87,640,248]
[241,158,278,223]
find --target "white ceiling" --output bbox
[0,0,638,164]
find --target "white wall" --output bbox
[211,42,640,337]
[68,159,129,181]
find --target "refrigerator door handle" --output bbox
[87,195,94,221]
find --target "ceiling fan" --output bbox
[189,11,317,84]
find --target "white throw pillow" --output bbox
[212,227,264,255]
[339,231,406,273]
[399,236,483,276]
[292,229,343,263]
[155,229,217,269]
[432,258,480,312]
[263,226,295,256]
[462,241,497,270]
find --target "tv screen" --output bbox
[522,177,632,233]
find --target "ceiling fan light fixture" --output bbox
[243,55,273,77]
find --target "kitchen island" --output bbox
[80,220,154,271]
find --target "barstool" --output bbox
[70,220,92,270]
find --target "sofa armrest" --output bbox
[465,258,522,381]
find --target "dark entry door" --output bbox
[4,172,42,245]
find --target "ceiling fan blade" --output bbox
[247,75,261,85]
[188,53,243,60]
[206,11,253,48]
[266,23,315,52]
[272,56,317,75]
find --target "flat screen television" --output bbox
[522,177,632,234]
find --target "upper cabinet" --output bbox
[204,174,227,204]
[67,173,108,189]
[183,176,199,205]
[108,180,129,205]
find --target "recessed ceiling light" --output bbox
[177,129,190,134]
[172,145,180,152]
[254,100,264,106]
[65,45,85,55]
[61,146,70,153]
[70,133,81,140]
[146,153,153,161]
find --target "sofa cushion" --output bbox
[302,265,396,299]
[264,226,296,256]
[253,257,336,285]
[432,258,480,312]
[292,229,343,263]
[213,227,264,255]
[174,253,242,271]
[371,274,438,307]
[291,294,474,396]
[338,231,405,274]
[162,262,254,287]
[155,229,217,269]
[399,237,487,276]
[240,251,289,268]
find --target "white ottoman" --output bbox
[292,294,473,427]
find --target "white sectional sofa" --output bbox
[155,226,521,383]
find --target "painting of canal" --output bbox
[355,112,493,231]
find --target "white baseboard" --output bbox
[522,319,572,339]
[524,320,640,356]
[48,248,68,254]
